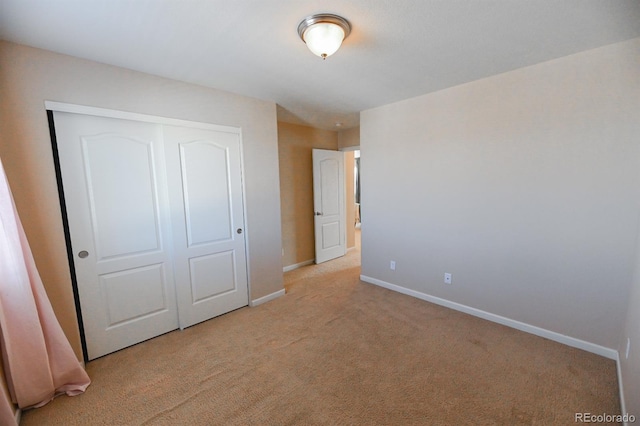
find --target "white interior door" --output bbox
[313,149,346,264]
[163,125,249,328]
[53,112,179,360]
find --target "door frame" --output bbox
[45,101,251,361]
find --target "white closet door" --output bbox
[54,112,179,360]
[163,125,249,328]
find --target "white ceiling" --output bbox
[1,0,639,130]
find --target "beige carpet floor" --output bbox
[21,234,619,425]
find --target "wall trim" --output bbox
[251,289,285,307]
[283,259,314,272]
[44,101,241,133]
[15,408,21,424]
[360,275,618,360]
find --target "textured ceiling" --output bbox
[1,0,639,130]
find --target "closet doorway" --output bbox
[50,104,249,360]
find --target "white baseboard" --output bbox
[14,408,21,424]
[283,259,314,272]
[360,275,618,360]
[250,289,285,307]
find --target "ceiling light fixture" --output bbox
[297,13,351,60]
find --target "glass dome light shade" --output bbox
[302,22,345,59]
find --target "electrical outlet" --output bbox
[444,273,452,284]
[626,338,631,359]
[390,261,396,271]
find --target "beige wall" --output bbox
[361,37,640,355]
[338,126,360,150]
[278,122,338,267]
[0,41,284,360]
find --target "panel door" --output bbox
[312,149,346,264]
[163,125,249,328]
[53,112,179,360]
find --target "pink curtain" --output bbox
[0,157,90,424]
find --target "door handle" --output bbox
[237,228,243,234]
[315,212,322,216]
[78,250,89,259]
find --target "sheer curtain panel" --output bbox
[0,157,90,424]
